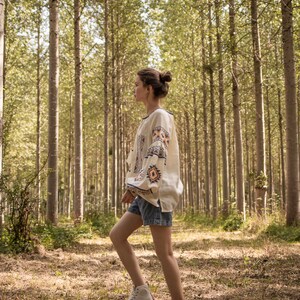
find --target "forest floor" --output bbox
[0,221,300,300]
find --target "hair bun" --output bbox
[160,71,172,83]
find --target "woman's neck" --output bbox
[146,101,161,115]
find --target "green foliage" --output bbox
[263,223,300,242]
[0,175,36,254]
[223,213,244,232]
[85,210,117,237]
[255,171,268,190]
[177,211,223,230]
[33,223,93,250]
[0,228,11,254]
[178,211,247,232]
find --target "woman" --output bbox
[109,68,184,300]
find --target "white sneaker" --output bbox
[128,284,153,300]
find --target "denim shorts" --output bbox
[128,196,172,227]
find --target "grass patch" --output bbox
[176,212,224,231]
[263,223,300,242]
[33,222,93,250]
[85,211,117,237]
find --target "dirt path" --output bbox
[0,223,300,300]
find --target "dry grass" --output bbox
[0,222,300,299]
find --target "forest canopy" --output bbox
[0,0,299,228]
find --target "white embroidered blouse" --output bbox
[126,108,183,212]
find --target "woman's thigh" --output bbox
[110,211,143,242]
[150,225,173,258]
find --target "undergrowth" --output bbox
[1,211,117,253]
[178,211,300,243]
[85,211,117,237]
[32,212,117,250]
[32,223,93,250]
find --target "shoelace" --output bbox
[130,287,139,300]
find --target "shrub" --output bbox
[263,223,300,242]
[85,210,116,237]
[223,213,244,231]
[0,175,36,253]
[33,222,93,250]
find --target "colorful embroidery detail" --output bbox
[127,184,153,196]
[134,135,145,173]
[152,126,170,148]
[145,145,166,159]
[147,165,161,183]
[135,169,146,181]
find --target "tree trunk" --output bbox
[275,37,286,211]
[191,30,200,212]
[0,0,4,234]
[185,111,194,211]
[201,10,210,215]
[229,0,245,218]
[103,0,109,213]
[208,4,218,219]
[36,3,42,222]
[266,83,273,213]
[281,0,299,225]
[193,87,200,212]
[47,0,59,225]
[245,115,251,215]
[251,0,267,216]
[215,0,229,218]
[116,14,122,216]
[111,5,117,215]
[74,0,83,223]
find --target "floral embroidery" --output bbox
[152,126,170,148]
[128,184,153,195]
[134,135,145,173]
[147,165,161,183]
[135,169,146,181]
[145,145,166,159]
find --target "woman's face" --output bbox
[134,76,148,102]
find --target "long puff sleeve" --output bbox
[126,110,172,206]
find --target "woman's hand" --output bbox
[121,190,135,204]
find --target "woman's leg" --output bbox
[109,212,145,287]
[150,225,184,300]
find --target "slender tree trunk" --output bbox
[74,0,83,223]
[111,5,117,215]
[229,0,245,218]
[298,76,300,207]
[281,0,299,225]
[191,29,200,212]
[215,0,229,218]
[245,115,251,215]
[266,83,273,213]
[201,10,210,215]
[185,111,194,211]
[275,38,286,210]
[103,0,109,213]
[116,13,122,215]
[0,0,4,234]
[47,0,59,225]
[66,94,73,219]
[251,0,267,216]
[228,122,232,211]
[208,4,218,219]
[193,87,200,212]
[36,3,42,222]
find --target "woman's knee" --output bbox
[109,225,119,245]
[155,247,174,262]
[109,225,127,246]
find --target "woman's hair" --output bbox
[137,68,172,98]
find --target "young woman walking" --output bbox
[109,68,184,300]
